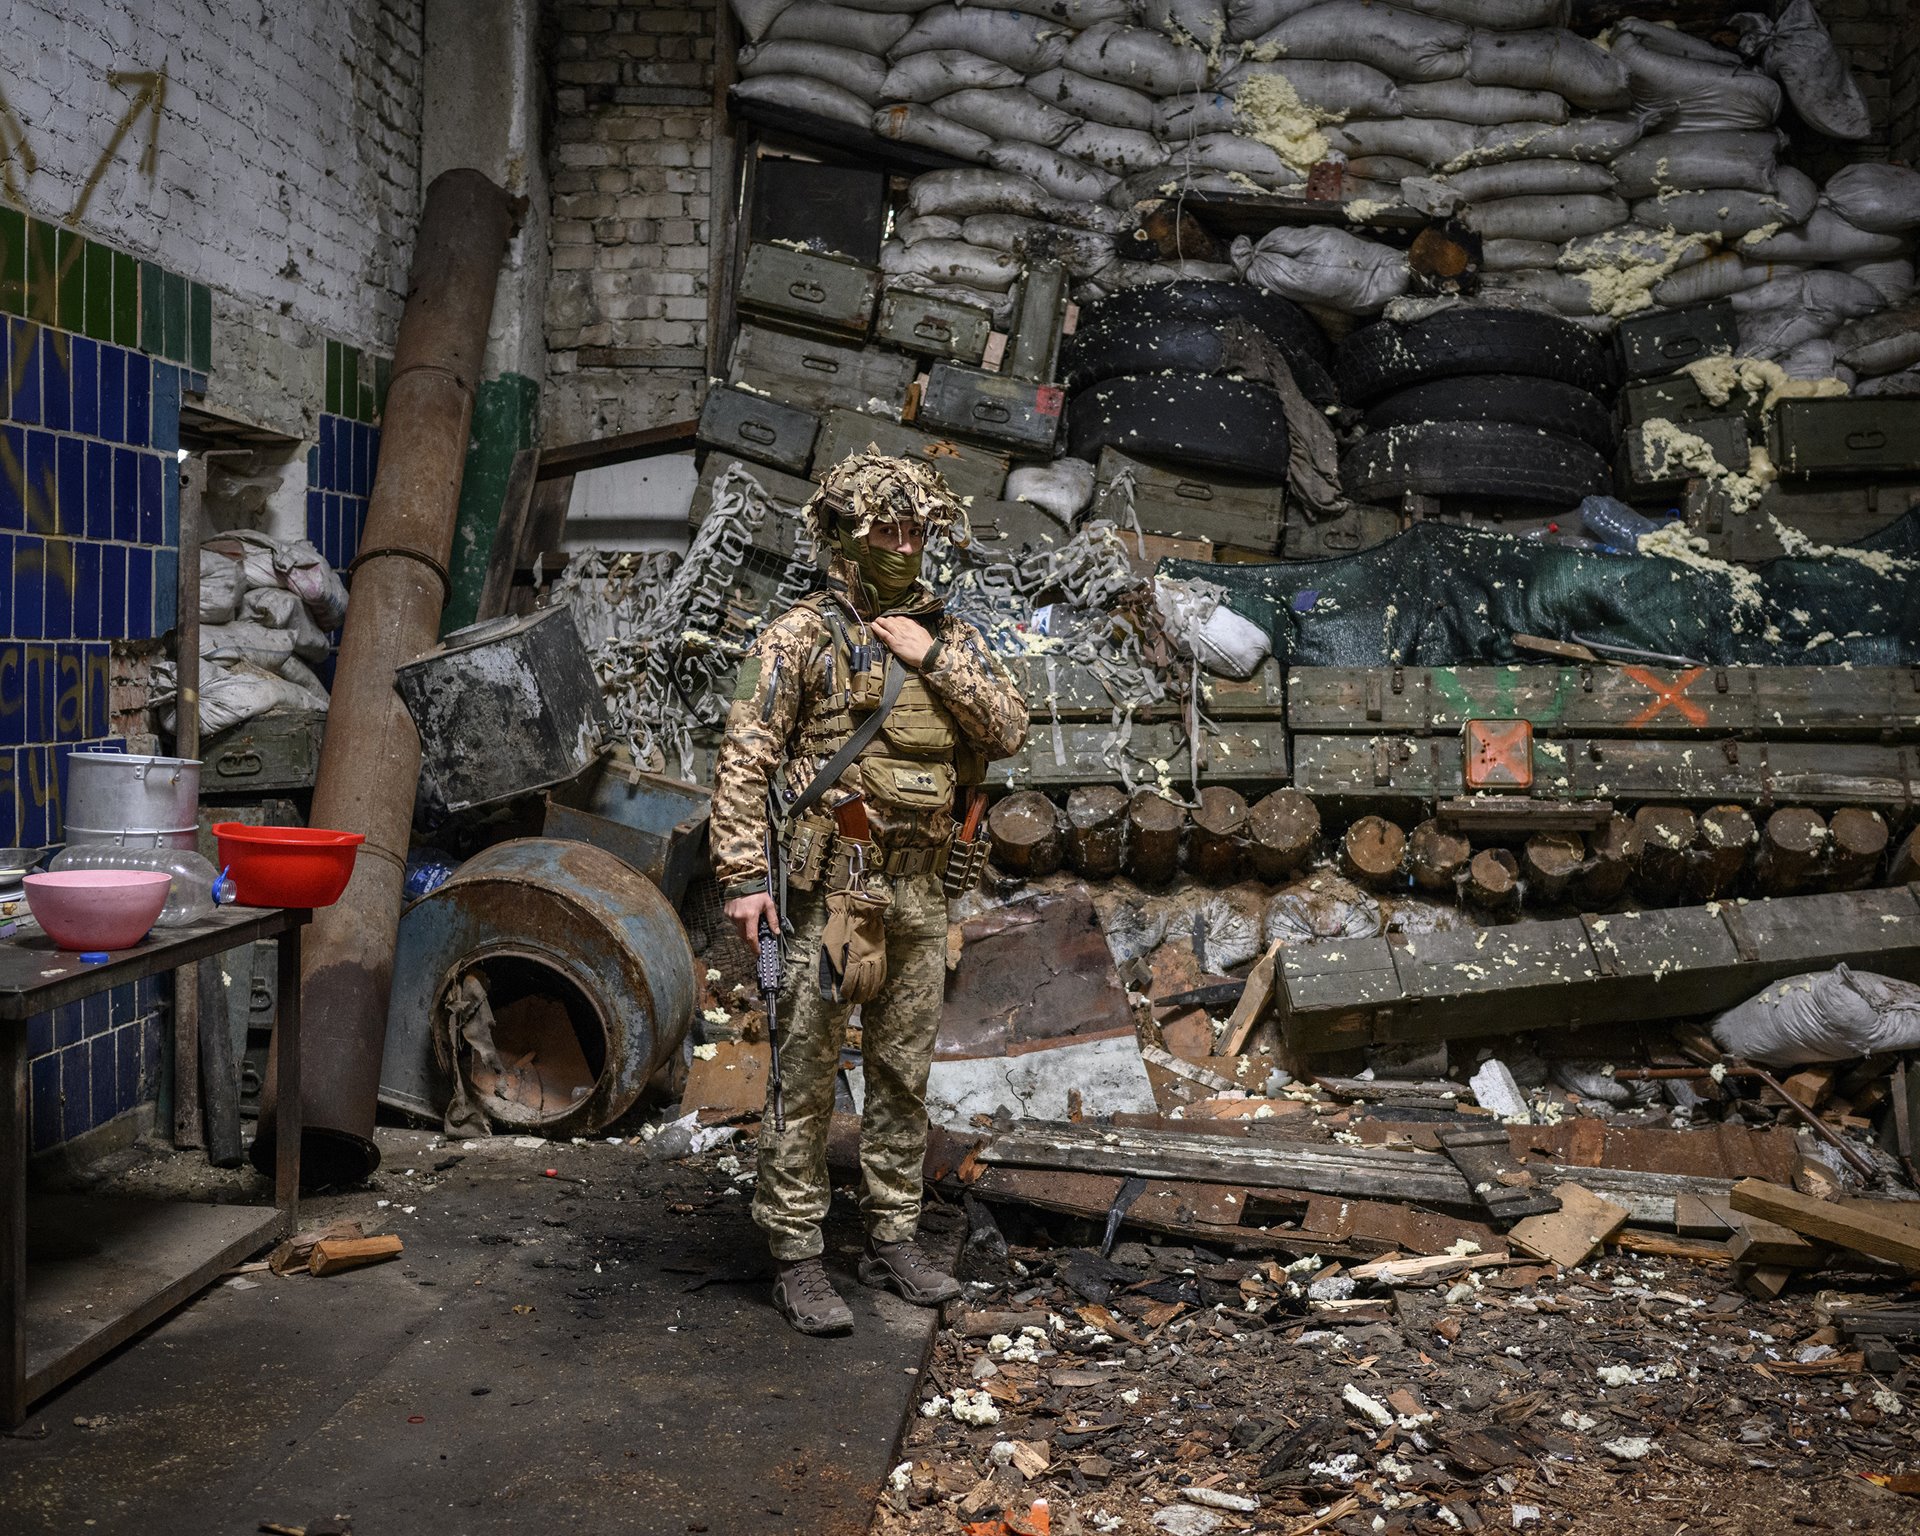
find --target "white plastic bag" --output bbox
[240,587,332,663]
[1006,458,1096,523]
[199,548,244,625]
[1820,164,1920,235]
[1734,0,1871,142]
[1231,225,1410,313]
[879,51,1025,103]
[1712,965,1920,1068]
[200,622,295,670]
[192,660,327,736]
[1153,575,1272,680]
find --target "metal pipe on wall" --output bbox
[254,169,521,1187]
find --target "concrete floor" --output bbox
[2,1127,952,1536]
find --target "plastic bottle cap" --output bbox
[80,952,110,963]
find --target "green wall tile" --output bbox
[138,259,164,355]
[188,282,210,373]
[0,207,23,316]
[83,241,111,341]
[325,339,341,416]
[26,218,56,324]
[341,346,359,421]
[111,251,136,347]
[162,269,186,362]
[55,229,83,333]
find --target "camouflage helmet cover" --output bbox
[804,446,968,543]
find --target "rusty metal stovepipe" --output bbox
[253,169,521,1186]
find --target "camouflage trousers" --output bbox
[752,869,947,1262]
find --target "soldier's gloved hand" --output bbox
[726,892,780,949]
[871,615,932,669]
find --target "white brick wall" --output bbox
[1,0,424,354]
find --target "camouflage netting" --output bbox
[1167,509,1920,669]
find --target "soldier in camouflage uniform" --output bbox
[712,450,1028,1335]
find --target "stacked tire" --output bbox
[1335,310,1621,508]
[1060,282,1335,482]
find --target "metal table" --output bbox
[0,905,306,1426]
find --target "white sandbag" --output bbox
[240,586,331,663]
[738,41,890,102]
[909,167,1053,219]
[884,273,1018,327]
[831,0,948,9]
[1063,21,1209,95]
[1094,257,1239,289]
[1634,189,1794,238]
[1744,207,1909,263]
[1469,191,1629,242]
[1326,116,1481,167]
[1395,78,1566,124]
[896,213,966,245]
[1061,121,1169,174]
[191,660,327,737]
[1039,192,1136,233]
[730,73,872,127]
[1713,965,1920,1068]
[1734,0,1871,143]
[1250,2,1470,84]
[873,104,994,160]
[996,0,1133,22]
[1109,167,1246,206]
[218,531,349,630]
[1729,272,1818,312]
[1465,28,1628,110]
[1231,225,1410,313]
[1610,15,1734,62]
[1857,367,1920,397]
[1220,58,1404,117]
[1138,0,1228,49]
[276,655,331,708]
[199,549,244,625]
[1611,129,1781,200]
[1028,67,1157,131]
[201,621,295,670]
[1174,132,1305,183]
[1558,223,1709,273]
[1397,0,1569,25]
[1349,154,1431,183]
[1832,300,1920,378]
[1154,576,1271,679]
[959,215,1118,275]
[1840,256,1916,307]
[731,0,794,44]
[879,50,1024,103]
[1006,457,1097,523]
[1264,872,1382,946]
[1820,164,1920,236]
[1612,29,1780,132]
[768,1,913,52]
[981,141,1119,201]
[1480,268,1600,315]
[1737,304,1839,360]
[880,237,1022,289]
[1772,165,1820,226]
[1156,92,1241,137]
[1650,252,1799,306]
[936,86,1079,147]
[1225,0,1323,43]
[890,5,1067,72]
[1445,157,1613,201]
[1462,113,1639,166]
[1481,237,1559,271]
[1775,336,1843,381]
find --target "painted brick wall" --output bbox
[0,0,425,354]
[543,0,717,444]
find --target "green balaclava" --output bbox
[837,527,922,610]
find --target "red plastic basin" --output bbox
[212,824,365,909]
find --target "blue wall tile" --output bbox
[70,337,98,437]
[9,322,40,425]
[111,446,137,541]
[90,1033,114,1124]
[152,547,177,633]
[42,538,71,640]
[24,429,55,535]
[71,543,99,640]
[136,451,160,544]
[99,543,125,640]
[27,1007,53,1058]
[116,1022,138,1112]
[125,546,151,640]
[84,643,108,738]
[54,998,82,1047]
[55,434,83,538]
[97,344,124,444]
[13,533,41,637]
[17,750,48,847]
[150,364,179,453]
[59,1041,89,1140]
[22,644,52,743]
[54,644,83,741]
[0,644,20,748]
[84,440,111,540]
[0,424,23,529]
[125,352,150,449]
[0,752,16,845]
[39,331,69,432]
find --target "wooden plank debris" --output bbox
[1509,1184,1628,1268]
[1729,1179,1920,1274]
[1437,1126,1561,1225]
[308,1234,404,1277]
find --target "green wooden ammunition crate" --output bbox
[1281,505,1401,560]
[1768,399,1920,479]
[1685,474,1920,561]
[964,498,1069,557]
[1095,448,1285,553]
[918,362,1062,454]
[688,453,819,562]
[814,408,1010,504]
[727,324,916,419]
[738,242,881,337]
[1615,300,1735,380]
[1618,414,1749,496]
[201,708,326,793]
[1005,718,1287,790]
[696,386,820,476]
[874,291,993,365]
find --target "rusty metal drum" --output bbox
[379,837,696,1135]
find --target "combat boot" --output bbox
[771,1257,854,1336]
[860,1239,962,1306]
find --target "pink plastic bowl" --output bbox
[24,870,173,951]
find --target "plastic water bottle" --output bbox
[50,845,236,925]
[1577,496,1668,552]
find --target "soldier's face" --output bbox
[865,520,924,556]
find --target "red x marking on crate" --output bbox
[1464,719,1533,789]
[1623,666,1708,728]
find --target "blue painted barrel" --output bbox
[380,837,695,1134]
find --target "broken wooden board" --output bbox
[1278,883,1920,1057]
[924,1030,1157,1131]
[1509,1183,1627,1268]
[1729,1178,1920,1274]
[1436,1126,1561,1226]
[1352,1119,1804,1186]
[1280,1192,1501,1258]
[681,1039,771,1115]
[962,1166,1300,1253]
[938,887,1134,1058]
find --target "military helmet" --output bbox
[804,446,968,543]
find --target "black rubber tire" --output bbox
[1335,309,1618,406]
[1061,311,1340,406]
[1067,374,1291,479]
[1363,374,1618,455]
[1077,280,1333,369]
[1341,421,1611,505]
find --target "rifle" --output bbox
[757,912,785,1133]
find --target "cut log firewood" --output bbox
[1126,789,1185,886]
[1065,784,1128,879]
[1891,826,1920,886]
[1753,807,1827,896]
[1826,807,1888,892]
[1341,815,1406,890]
[1521,831,1584,905]
[1188,785,1249,885]
[1247,789,1319,881]
[1573,813,1640,906]
[1685,804,1757,903]
[308,1234,404,1276]
[989,791,1065,877]
[1633,805,1696,895]
[1463,847,1519,912]
[1409,819,1470,893]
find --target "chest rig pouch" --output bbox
[835,611,960,813]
